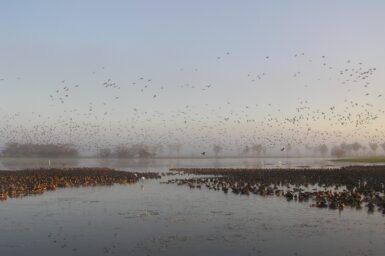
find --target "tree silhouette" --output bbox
[1,143,79,157]
[213,144,223,157]
[330,145,345,158]
[98,148,111,158]
[351,142,362,155]
[369,143,378,155]
[381,143,385,153]
[319,144,328,157]
[242,145,250,156]
[251,144,263,157]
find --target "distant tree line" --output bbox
[329,142,385,158]
[3,141,384,159]
[97,144,156,158]
[309,142,385,158]
[238,141,385,158]
[1,143,79,157]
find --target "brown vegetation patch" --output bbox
[0,168,160,201]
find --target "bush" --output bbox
[1,143,79,157]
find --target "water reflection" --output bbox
[0,157,343,171]
[0,157,383,256]
[0,179,384,256]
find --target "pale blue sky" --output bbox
[1,0,385,154]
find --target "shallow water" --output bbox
[0,158,384,256]
[0,156,346,171]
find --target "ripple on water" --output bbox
[0,159,384,256]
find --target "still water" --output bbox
[0,157,384,256]
[0,156,346,171]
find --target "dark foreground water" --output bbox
[0,158,384,256]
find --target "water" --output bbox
[0,157,345,171]
[0,157,384,256]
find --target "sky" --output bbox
[0,0,385,155]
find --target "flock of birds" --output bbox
[0,51,384,156]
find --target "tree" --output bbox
[305,144,313,152]
[368,143,378,155]
[242,145,250,156]
[213,144,223,157]
[114,144,155,158]
[330,145,346,158]
[351,142,362,155]
[1,143,79,157]
[114,145,134,158]
[340,142,353,156]
[319,144,328,157]
[131,144,155,158]
[381,143,385,153]
[98,148,111,158]
[286,143,292,157]
[251,144,263,157]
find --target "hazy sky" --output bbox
[1,1,385,154]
